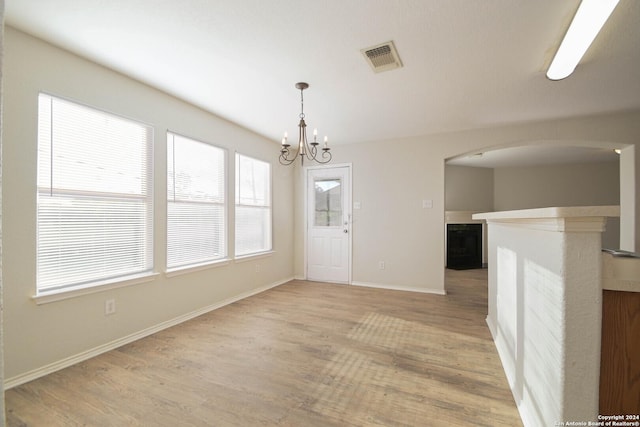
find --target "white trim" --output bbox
[166,132,229,271]
[445,211,486,224]
[33,272,160,305]
[351,281,447,295]
[473,206,619,233]
[165,258,231,277]
[304,162,353,171]
[234,152,273,259]
[303,166,308,280]
[486,315,498,340]
[483,217,609,233]
[472,205,619,221]
[234,250,275,263]
[8,276,294,390]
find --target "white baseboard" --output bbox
[486,316,497,340]
[4,276,293,390]
[351,281,446,295]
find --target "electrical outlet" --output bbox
[379,261,385,270]
[255,263,261,273]
[105,299,116,315]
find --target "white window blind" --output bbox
[167,133,226,268]
[235,153,272,256]
[36,94,153,293]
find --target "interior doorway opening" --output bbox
[443,141,627,291]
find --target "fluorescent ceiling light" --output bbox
[547,0,620,80]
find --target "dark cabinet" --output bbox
[446,223,482,270]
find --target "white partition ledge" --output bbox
[472,206,620,427]
[475,206,620,231]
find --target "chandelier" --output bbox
[279,82,331,165]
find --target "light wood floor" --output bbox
[5,269,522,426]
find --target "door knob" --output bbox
[343,229,348,233]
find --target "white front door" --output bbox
[306,166,351,284]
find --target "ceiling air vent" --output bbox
[361,41,403,73]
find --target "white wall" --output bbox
[2,27,294,384]
[333,141,447,292]
[445,165,494,212]
[295,113,640,294]
[0,0,6,422]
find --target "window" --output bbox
[167,133,226,269]
[235,153,272,256]
[37,94,153,293]
[314,178,343,226]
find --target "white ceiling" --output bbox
[5,0,640,166]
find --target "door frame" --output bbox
[303,163,353,284]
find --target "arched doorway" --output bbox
[443,140,630,292]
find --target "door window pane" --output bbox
[314,179,342,226]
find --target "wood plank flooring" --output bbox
[5,269,522,426]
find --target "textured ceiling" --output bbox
[6,0,640,161]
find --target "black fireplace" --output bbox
[446,223,483,270]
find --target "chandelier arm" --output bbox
[318,149,332,164]
[279,155,296,166]
[279,147,297,165]
[306,142,315,160]
[308,142,322,162]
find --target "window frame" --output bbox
[35,93,155,299]
[166,131,228,272]
[234,152,273,258]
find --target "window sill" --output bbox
[234,251,275,263]
[165,258,231,278]
[33,272,159,305]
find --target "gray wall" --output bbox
[493,162,620,211]
[494,162,620,248]
[445,165,494,212]
[445,161,621,248]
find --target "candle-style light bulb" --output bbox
[323,136,328,148]
[313,128,318,136]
